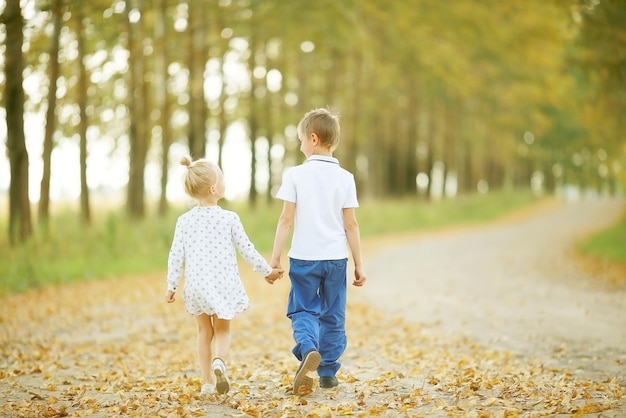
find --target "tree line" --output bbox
[1,0,625,245]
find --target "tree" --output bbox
[38,0,63,224]
[156,0,172,217]
[2,0,32,245]
[571,0,626,192]
[3,0,621,218]
[246,21,260,207]
[187,1,207,159]
[75,2,91,223]
[125,0,149,218]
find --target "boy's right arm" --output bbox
[270,201,295,269]
[343,207,367,287]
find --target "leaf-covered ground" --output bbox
[1,199,625,417]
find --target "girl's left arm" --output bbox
[166,220,185,292]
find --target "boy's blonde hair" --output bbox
[180,156,219,199]
[297,108,341,150]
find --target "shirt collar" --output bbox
[307,155,339,165]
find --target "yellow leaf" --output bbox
[484,397,497,406]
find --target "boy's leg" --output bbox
[287,258,323,359]
[318,259,348,379]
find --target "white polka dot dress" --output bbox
[166,206,272,319]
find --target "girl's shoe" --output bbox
[200,383,214,396]
[212,358,230,394]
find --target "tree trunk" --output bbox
[247,34,259,207]
[76,4,91,224]
[3,0,32,245]
[187,3,206,159]
[324,46,342,108]
[294,49,309,165]
[264,62,275,204]
[442,104,458,198]
[461,142,473,193]
[38,0,63,224]
[390,107,404,196]
[214,6,228,170]
[125,0,147,218]
[157,0,171,217]
[454,129,468,195]
[399,100,417,196]
[423,108,435,200]
[405,78,419,196]
[216,60,227,169]
[342,50,363,195]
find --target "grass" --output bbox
[0,190,551,296]
[578,209,626,264]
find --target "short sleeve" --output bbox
[276,168,296,203]
[343,174,359,208]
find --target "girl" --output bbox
[165,156,283,396]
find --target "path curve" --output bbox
[358,198,626,381]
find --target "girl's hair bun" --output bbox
[180,156,193,167]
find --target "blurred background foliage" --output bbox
[0,0,624,291]
[0,191,538,295]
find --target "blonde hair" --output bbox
[180,156,219,199]
[297,108,341,150]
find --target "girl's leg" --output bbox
[212,317,231,394]
[212,317,231,360]
[195,313,215,385]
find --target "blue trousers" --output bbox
[287,258,348,377]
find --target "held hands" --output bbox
[353,266,367,287]
[265,267,284,284]
[165,290,176,303]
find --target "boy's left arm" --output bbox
[265,268,284,284]
[270,201,295,269]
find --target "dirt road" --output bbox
[1,197,624,417]
[358,198,626,381]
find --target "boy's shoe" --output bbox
[200,383,215,396]
[293,350,322,395]
[319,376,339,388]
[212,358,230,394]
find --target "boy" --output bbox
[270,108,367,395]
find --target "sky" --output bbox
[0,105,277,204]
[0,25,288,205]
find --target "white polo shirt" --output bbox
[276,155,359,260]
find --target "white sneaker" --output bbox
[200,383,214,396]
[212,358,230,394]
